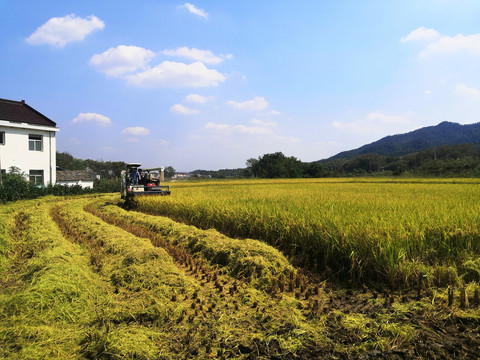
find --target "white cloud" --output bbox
[170,104,200,115]
[401,27,440,43]
[163,47,232,65]
[366,112,410,124]
[402,28,480,58]
[268,110,282,116]
[424,90,432,95]
[121,127,150,135]
[205,122,274,136]
[420,33,480,58]
[250,118,277,128]
[153,138,168,146]
[332,112,411,135]
[69,137,83,145]
[183,3,208,19]
[227,96,268,111]
[90,46,225,88]
[101,146,118,153]
[26,14,104,47]
[125,61,226,88]
[184,94,214,103]
[90,45,155,77]
[455,84,480,100]
[205,122,231,134]
[203,118,295,143]
[72,113,112,127]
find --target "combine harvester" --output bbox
[121,163,170,204]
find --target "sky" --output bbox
[1,0,480,171]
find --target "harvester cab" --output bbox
[121,163,171,202]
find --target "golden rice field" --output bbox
[136,178,480,288]
[1,178,479,359]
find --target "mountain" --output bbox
[328,121,480,160]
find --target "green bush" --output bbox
[0,166,122,203]
[0,170,93,203]
[93,178,121,193]
[45,183,91,196]
[0,173,41,202]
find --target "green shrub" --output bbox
[93,178,121,193]
[0,173,40,202]
[0,169,119,203]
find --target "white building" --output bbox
[0,98,59,186]
[56,170,95,189]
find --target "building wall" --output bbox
[0,120,58,185]
[57,180,94,189]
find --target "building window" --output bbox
[0,132,4,145]
[29,170,44,186]
[29,134,42,151]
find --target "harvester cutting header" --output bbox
[121,163,171,202]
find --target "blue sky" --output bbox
[2,0,480,171]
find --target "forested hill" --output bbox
[329,121,480,160]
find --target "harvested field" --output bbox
[1,178,479,358]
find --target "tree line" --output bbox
[244,144,480,179]
[245,152,325,178]
[56,152,126,179]
[57,152,177,179]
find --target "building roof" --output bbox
[0,98,57,127]
[56,170,95,182]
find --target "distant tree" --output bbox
[303,162,325,178]
[56,152,125,178]
[245,158,259,177]
[57,152,84,170]
[164,166,176,178]
[253,152,303,178]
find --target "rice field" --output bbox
[1,179,479,358]
[135,178,480,288]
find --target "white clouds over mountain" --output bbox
[204,120,299,147]
[205,122,274,136]
[332,112,412,136]
[456,84,480,100]
[26,14,104,47]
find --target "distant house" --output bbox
[56,170,95,189]
[173,172,190,179]
[0,98,59,185]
